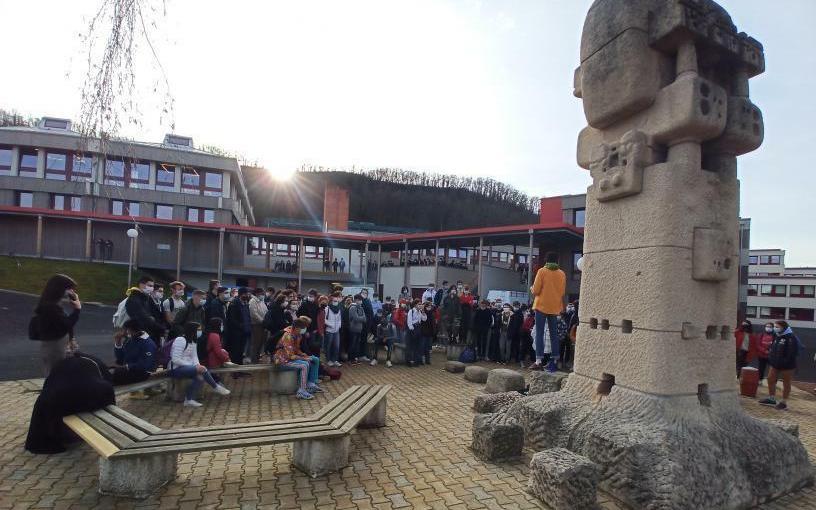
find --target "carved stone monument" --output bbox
[488,1,813,508]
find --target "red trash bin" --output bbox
[740,367,759,398]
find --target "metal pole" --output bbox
[176,227,183,282]
[85,219,93,260]
[434,239,439,287]
[363,242,369,285]
[376,244,382,292]
[217,228,225,281]
[265,237,271,271]
[403,240,409,291]
[477,237,484,295]
[297,237,304,292]
[36,215,43,258]
[527,230,534,290]
[128,237,134,288]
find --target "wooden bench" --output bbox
[63,384,391,498]
[163,363,298,401]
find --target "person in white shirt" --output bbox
[324,292,343,367]
[406,299,427,367]
[163,281,187,326]
[248,288,269,363]
[169,322,231,407]
[421,284,436,304]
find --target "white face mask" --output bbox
[300,328,307,334]
[196,330,203,338]
[331,300,339,306]
[765,327,773,333]
[155,292,164,300]
[175,289,185,297]
[307,296,315,302]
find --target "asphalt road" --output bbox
[0,290,115,381]
[1,290,814,382]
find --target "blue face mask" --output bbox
[773,327,783,334]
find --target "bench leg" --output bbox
[358,396,387,428]
[98,453,178,498]
[292,435,350,478]
[165,378,201,402]
[269,368,299,395]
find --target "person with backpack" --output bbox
[759,320,801,411]
[273,317,324,400]
[125,276,166,340]
[172,290,206,339]
[111,319,158,398]
[29,274,82,376]
[348,294,369,364]
[324,292,343,367]
[756,322,774,382]
[163,281,187,325]
[197,318,233,371]
[168,322,231,408]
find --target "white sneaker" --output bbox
[183,399,203,407]
[242,356,252,365]
[223,361,238,367]
[213,384,231,396]
[370,359,378,366]
[328,361,336,367]
[360,356,371,362]
[386,360,392,368]
[334,361,343,367]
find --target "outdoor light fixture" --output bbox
[127,227,139,287]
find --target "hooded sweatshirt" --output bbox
[531,263,566,315]
[768,327,799,370]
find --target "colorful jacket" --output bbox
[273,327,308,365]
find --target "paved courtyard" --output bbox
[1,356,815,510]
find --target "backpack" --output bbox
[324,366,342,380]
[157,339,174,368]
[459,347,476,364]
[112,297,130,329]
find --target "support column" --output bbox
[9,147,19,176]
[376,244,382,292]
[85,220,92,260]
[297,237,304,292]
[176,227,183,281]
[434,239,440,287]
[363,241,369,285]
[488,244,493,268]
[527,230,534,290]
[36,215,43,257]
[35,149,45,179]
[477,237,484,295]
[348,248,352,273]
[403,241,409,291]
[265,237,271,271]
[217,228,225,281]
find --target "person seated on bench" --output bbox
[273,316,324,400]
[198,318,237,384]
[374,313,398,367]
[169,322,231,407]
[111,319,159,399]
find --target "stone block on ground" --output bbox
[464,365,489,383]
[444,361,466,373]
[484,368,525,394]
[471,413,523,461]
[473,391,525,414]
[761,418,799,438]
[528,371,568,395]
[527,447,600,510]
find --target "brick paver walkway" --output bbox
[1,356,814,509]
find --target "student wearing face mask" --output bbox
[472,301,494,361]
[149,283,168,339]
[418,301,437,365]
[348,294,370,364]
[111,320,158,400]
[247,288,269,363]
[508,301,524,365]
[734,320,758,378]
[324,293,343,367]
[263,294,289,355]
[406,299,427,366]
[399,286,411,301]
[172,290,207,339]
[125,276,166,340]
[169,322,231,407]
[759,321,801,411]
[274,317,324,400]
[205,286,229,324]
[163,281,187,325]
[29,274,82,376]
[224,288,253,369]
[198,318,232,372]
[756,322,774,382]
[392,299,409,347]
[441,287,461,344]
[297,290,320,353]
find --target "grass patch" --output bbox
[0,256,133,304]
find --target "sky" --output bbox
[0,0,814,265]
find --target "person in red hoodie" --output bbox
[199,318,233,371]
[756,322,774,382]
[392,299,409,346]
[734,320,758,378]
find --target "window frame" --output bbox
[186,207,215,224]
[44,151,94,182]
[747,284,758,296]
[745,306,757,318]
[155,204,174,220]
[759,307,786,320]
[16,191,33,208]
[18,149,38,175]
[749,255,758,265]
[789,285,815,298]
[111,200,140,217]
[104,158,152,189]
[788,308,815,322]
[573,208,586,228]
[760,284,787,297]
[156,163,176,192]
[0,146,12,175]
[51,194,82,212]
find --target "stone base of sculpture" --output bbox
[501,375,813,509]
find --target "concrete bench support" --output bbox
[292,435,350,478]
[358,396,387,428]
[269,368,299,395]
[164,378,199,403]
[98,453,178,498]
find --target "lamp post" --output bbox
[127,228,139,288]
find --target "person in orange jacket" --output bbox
[529,253,566,372]
[734,320,758,378]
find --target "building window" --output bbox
[181,168,200,194]
[105,158,152,188]
[104,159,125,186]
[0,147,11,175]
[155,204,174,220]
[156,164,175,191]
[111,200,140,217]
[759,255,782,265]
[789,308,815,322]
[204,172,223,197]
[203,209,215,223]
[72,155,93,181]
[187,207,215,223]
[789,285,815,298]
[746,306,757,318]
[16,191,33,208]
[129,161,151,189]
[573,209,586,228]
[19,150,38,175]
[759,307,786,320]
[52,194,82,212]
[747,284,758,296]
[769,255,781,264]
[760,284,786,297]
[45,153,67,180]
[749,255,758,265]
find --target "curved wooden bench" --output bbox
[63,384,391,498]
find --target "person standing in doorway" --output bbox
[529,253,566,372]
[332,258,339,272]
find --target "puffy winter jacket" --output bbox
[324,306,342,333]
[348,303,367,333]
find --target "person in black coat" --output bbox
[224,288,252,365]
[472,301,494,360]
[125,276,165,339]
[263,294,289,353]
[205,286,229,323]
[507,301,524,363]
[30,274,82,376]
[25,352,115,454]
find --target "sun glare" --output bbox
[271,167,296,182]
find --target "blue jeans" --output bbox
[169,364,218,401]
[534,311,559,362]
[422,335,433,363]
[324,331,340,362]
[349,331,362,360]
[287,356,319,388]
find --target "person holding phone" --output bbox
[29,274,82,376]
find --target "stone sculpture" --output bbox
[486,1,813,508]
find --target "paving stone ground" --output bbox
[0,356,814,509]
